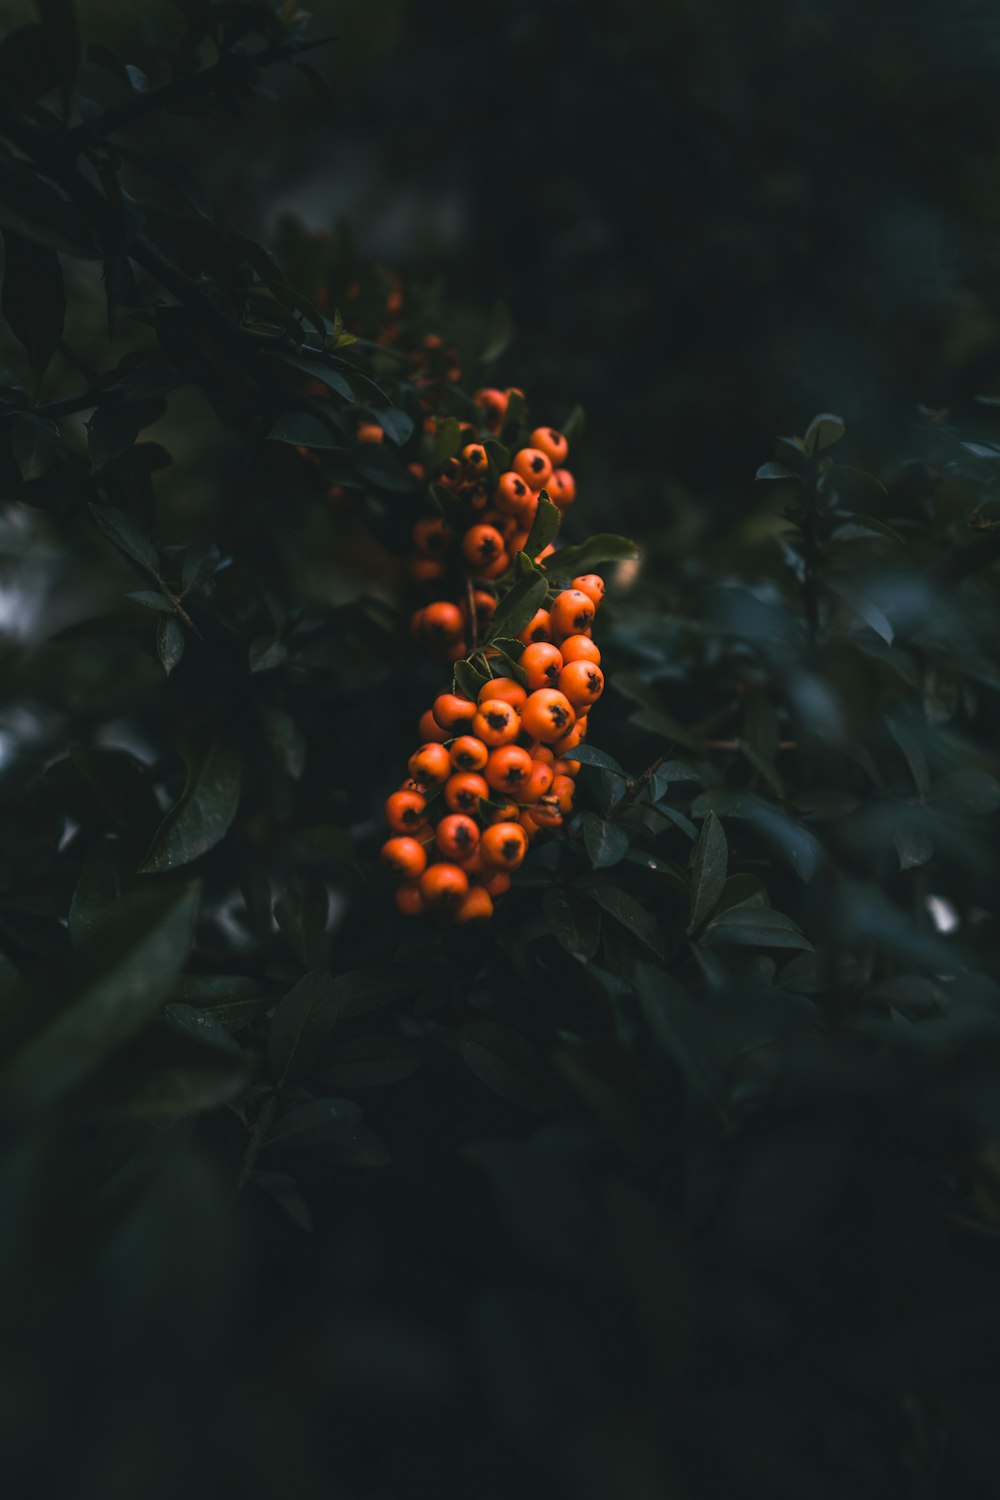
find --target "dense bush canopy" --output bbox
[2,4,1000,1498]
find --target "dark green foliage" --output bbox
[0,4,1000,1500]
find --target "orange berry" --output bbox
[534,543,556,563]
[521,689,576,744]
[444,638,468,662]
[548,469,575,507]
[410,607,427,639]
[558,660,605,708]
[483,798,521,824]
[480,821,529,871]
[419,862,469,908]
[495,471,534,516]
[462,443,489,475]
[409,558,446,584]
[551,774,575,813]
[384,789,428,833]
[472,699,521,747]
[455,885,494,922]
[450,735,489,772]
[477,548,510,581]
[444,771,489,814]
[560,635,601,665]
[435,813,480,860]
[530,797,563,829]
[420,601,464,644]
[512,447,553,491]
[571,574,605,607]
[517,608,552,646]
[515,760,554,804]
[464,589,497,630]
[434,456,464,489]
[381,837,427,880]
[478,677,527,710]
[552,757,581,778]
[412,516,452,557]
[462,524,505,571]
[483,871,511,898]
[433,692,477,733]
[474,387,508,432]
[550,720,585,757]
[521,641,563,690]
[485,744,533,793]
[549,589,595,640]
[527,742,555,763]
[529,427,569,466]
[519,810,541,840]
[356,422,384,444]
[396,881,425,916]
[408,743,452,784]
[509,530,530,556]
[417,709,450,744]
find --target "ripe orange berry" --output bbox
[381,837,427,880]
[474,387,507,432]
[513,447,553,491]
[481,821,529,871]
[560,634,601,665]
[417,709,450,744]
[478,677,527,710]
[472,699,521,747]
[534,543,556,564]
[455,885,494,922]
[483,798,520,824]
[464,589,497,631]
[521,688,576,744]
[571,574,605,607]
[485,744,533,793]
[420,601,464,644]
[550,720,585,757]
[462,524,505,571]
[444,771,489,813]
[529,427,569,466]
[508,529,530,556]
[495,471,534,516]
[521,641,563,690]
[450,735,489,772]
[444,637,468,663]
[518,608,552,646]
[434,456,464,489]
[531,798,563,829]
[432,692,477,733]
[409,558,446,584]
[477,547,510,580]
[396,881,425,916]
[519,810,541,840]
[483,871,511,897]
[558,660,605,708]
[551,774,575,814]
[435,814,480,860]
[408,743,452,784]
[462,443,489,475]
[516,760,555,804]
[357,422,384,444]
[527,742,555,763]
[412,516,452,557]
[384,789,428,833]
[419,862,469,908]
[549,589,596,639]
[548,469,575,507]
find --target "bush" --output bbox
[2,6,1000,1499]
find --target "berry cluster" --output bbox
[382,574,606,922]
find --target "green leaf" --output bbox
[373,405,414,446]
[885,717,929,795]
[140,741,242,874]
[481,300,512,364]
[688,810,727,931]
[331,966,421,1019]
[249,637,288,673]
[561,404,585,447]
[484,565,548,644]
[156,615,185,676]
[267,969,336,1084]
[691,790,822,882]
[356,444,420,493]
[523,491,561,559]
[0,884,199,1118]
[265,1096,361,1149]
[89,503,159,575]
[321,1035,421,1088]
[895,825,934,870]
[7,410,59,480]
[267,410,342,448]
[934,767,1000,815]
[542,533,638,577]
[827,579,893,644]
[266,350,353,401]
[127,589,174,612]
[69,837,123,947]
[580,813,629,869]
[583,883,665,959]
[701,902,813,951]
[542,887,599,961]
[803,412,845,454]
[459,1021,549,1112]
[632,961,726,1115]
[431,416,463,468]
[570,744,627,778]
[256,703,306,779]
[755,461,802,483]
[454,657,489,700]
[1,230,65,384]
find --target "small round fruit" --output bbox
[396,881,425,916]
[408,743,452,784]
[450,735,489,772]
[558,660,605,709]
[478,677,527,710]
[419,862,469,908]
[465,589,497,630]
[483,798,521,824]
[549,589,596,639]
[356,422,384,444]
[474,387,508,431]
[548,469,576,507]
[529,427,569,466]
[531,797,563,828]
[485,745,533,793]
[521,641,563,690]
[517,608,552,646]
[483,871,511,898]
[512,447,553,491]
[412,516,451,557]
[472,699,521,747]
[481,821,529,871]
[435,814,480,860]
[551,774,576,814]
[455,885,494,923]
[381,837,427,880]
[515,760,554,805]
[571,574,605,607]
[521,689,576,744]
[560,634,601,665]
[420,601,464,644]
[462,443,489,475]
[384,789,427,833]
[444,771,489,814]
[495,471,534,516]
[433,692,477,733]
[462,523,505,571]
[417,709,450,744]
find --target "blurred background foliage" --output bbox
[2,3,1000,1499]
